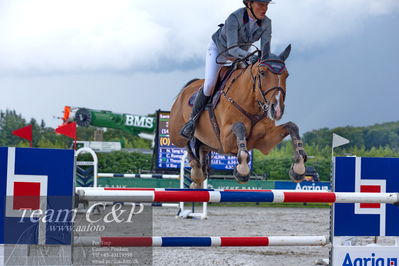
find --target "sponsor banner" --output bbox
[98,178,180,189]
[0,147,74,245]
[274,181,330,191]
[334,157,399,236]
[97,178,333,191]
[125,115,154,129]
[97,178,275,190]
[333,246,399,266]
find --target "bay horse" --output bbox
[169,44,307,188]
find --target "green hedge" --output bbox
[252,156,331,181]
[77,150,332,181]
[78,151,152,174]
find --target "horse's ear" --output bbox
[279,44,291,61]
[261,41,271,60]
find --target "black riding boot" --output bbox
[180,87,210,139]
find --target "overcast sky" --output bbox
[0,0,398,134]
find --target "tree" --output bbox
[0,110,27,146]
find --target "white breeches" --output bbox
[203,40,226,96]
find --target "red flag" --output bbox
[12,125,33,145]
[55,122,76,139]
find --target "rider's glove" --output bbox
[248,55,259,64]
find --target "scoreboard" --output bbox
[157,111,185,169]
[155,110,252,171]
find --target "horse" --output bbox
[169,44,307,188]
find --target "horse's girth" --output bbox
[207,66,270,143]
[207,98,268,143]
[221,91,268,137]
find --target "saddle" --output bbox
[187,63,249,160]
[187,65,238,160]
[189,63,239,108]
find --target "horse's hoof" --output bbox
[289,164,305,183]
[190,166,204,184]
[234,167,250,184]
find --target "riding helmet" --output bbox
[243,0,272,4]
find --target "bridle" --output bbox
[216,59,287,140]
[250,59,287,115]
[207,44,289,140]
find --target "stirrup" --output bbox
[180,121,195,139]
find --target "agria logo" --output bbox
[342,253,397,266]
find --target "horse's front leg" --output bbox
[232,122,250,183]
[283,122,308,182]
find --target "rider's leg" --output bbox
[203,40,222,97]
[180,40,222,139]
[180,87,209,139]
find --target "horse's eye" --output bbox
[260,70,266,76]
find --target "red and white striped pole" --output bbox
[75,189,399,204]
[74,236,329,247]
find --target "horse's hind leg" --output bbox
[196,147,211,189]
[232,122,250,183]
[186,144,205,189]
[283,122,308,182]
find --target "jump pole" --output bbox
[74,236,329,247]
[75,189,399,204]
[76,187,273,192]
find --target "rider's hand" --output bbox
[248,54,259,64]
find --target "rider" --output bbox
[180,0,273,139]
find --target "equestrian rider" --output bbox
[180,0,273,139]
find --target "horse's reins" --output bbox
[220,61,286,138]
[209,45,286,142]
